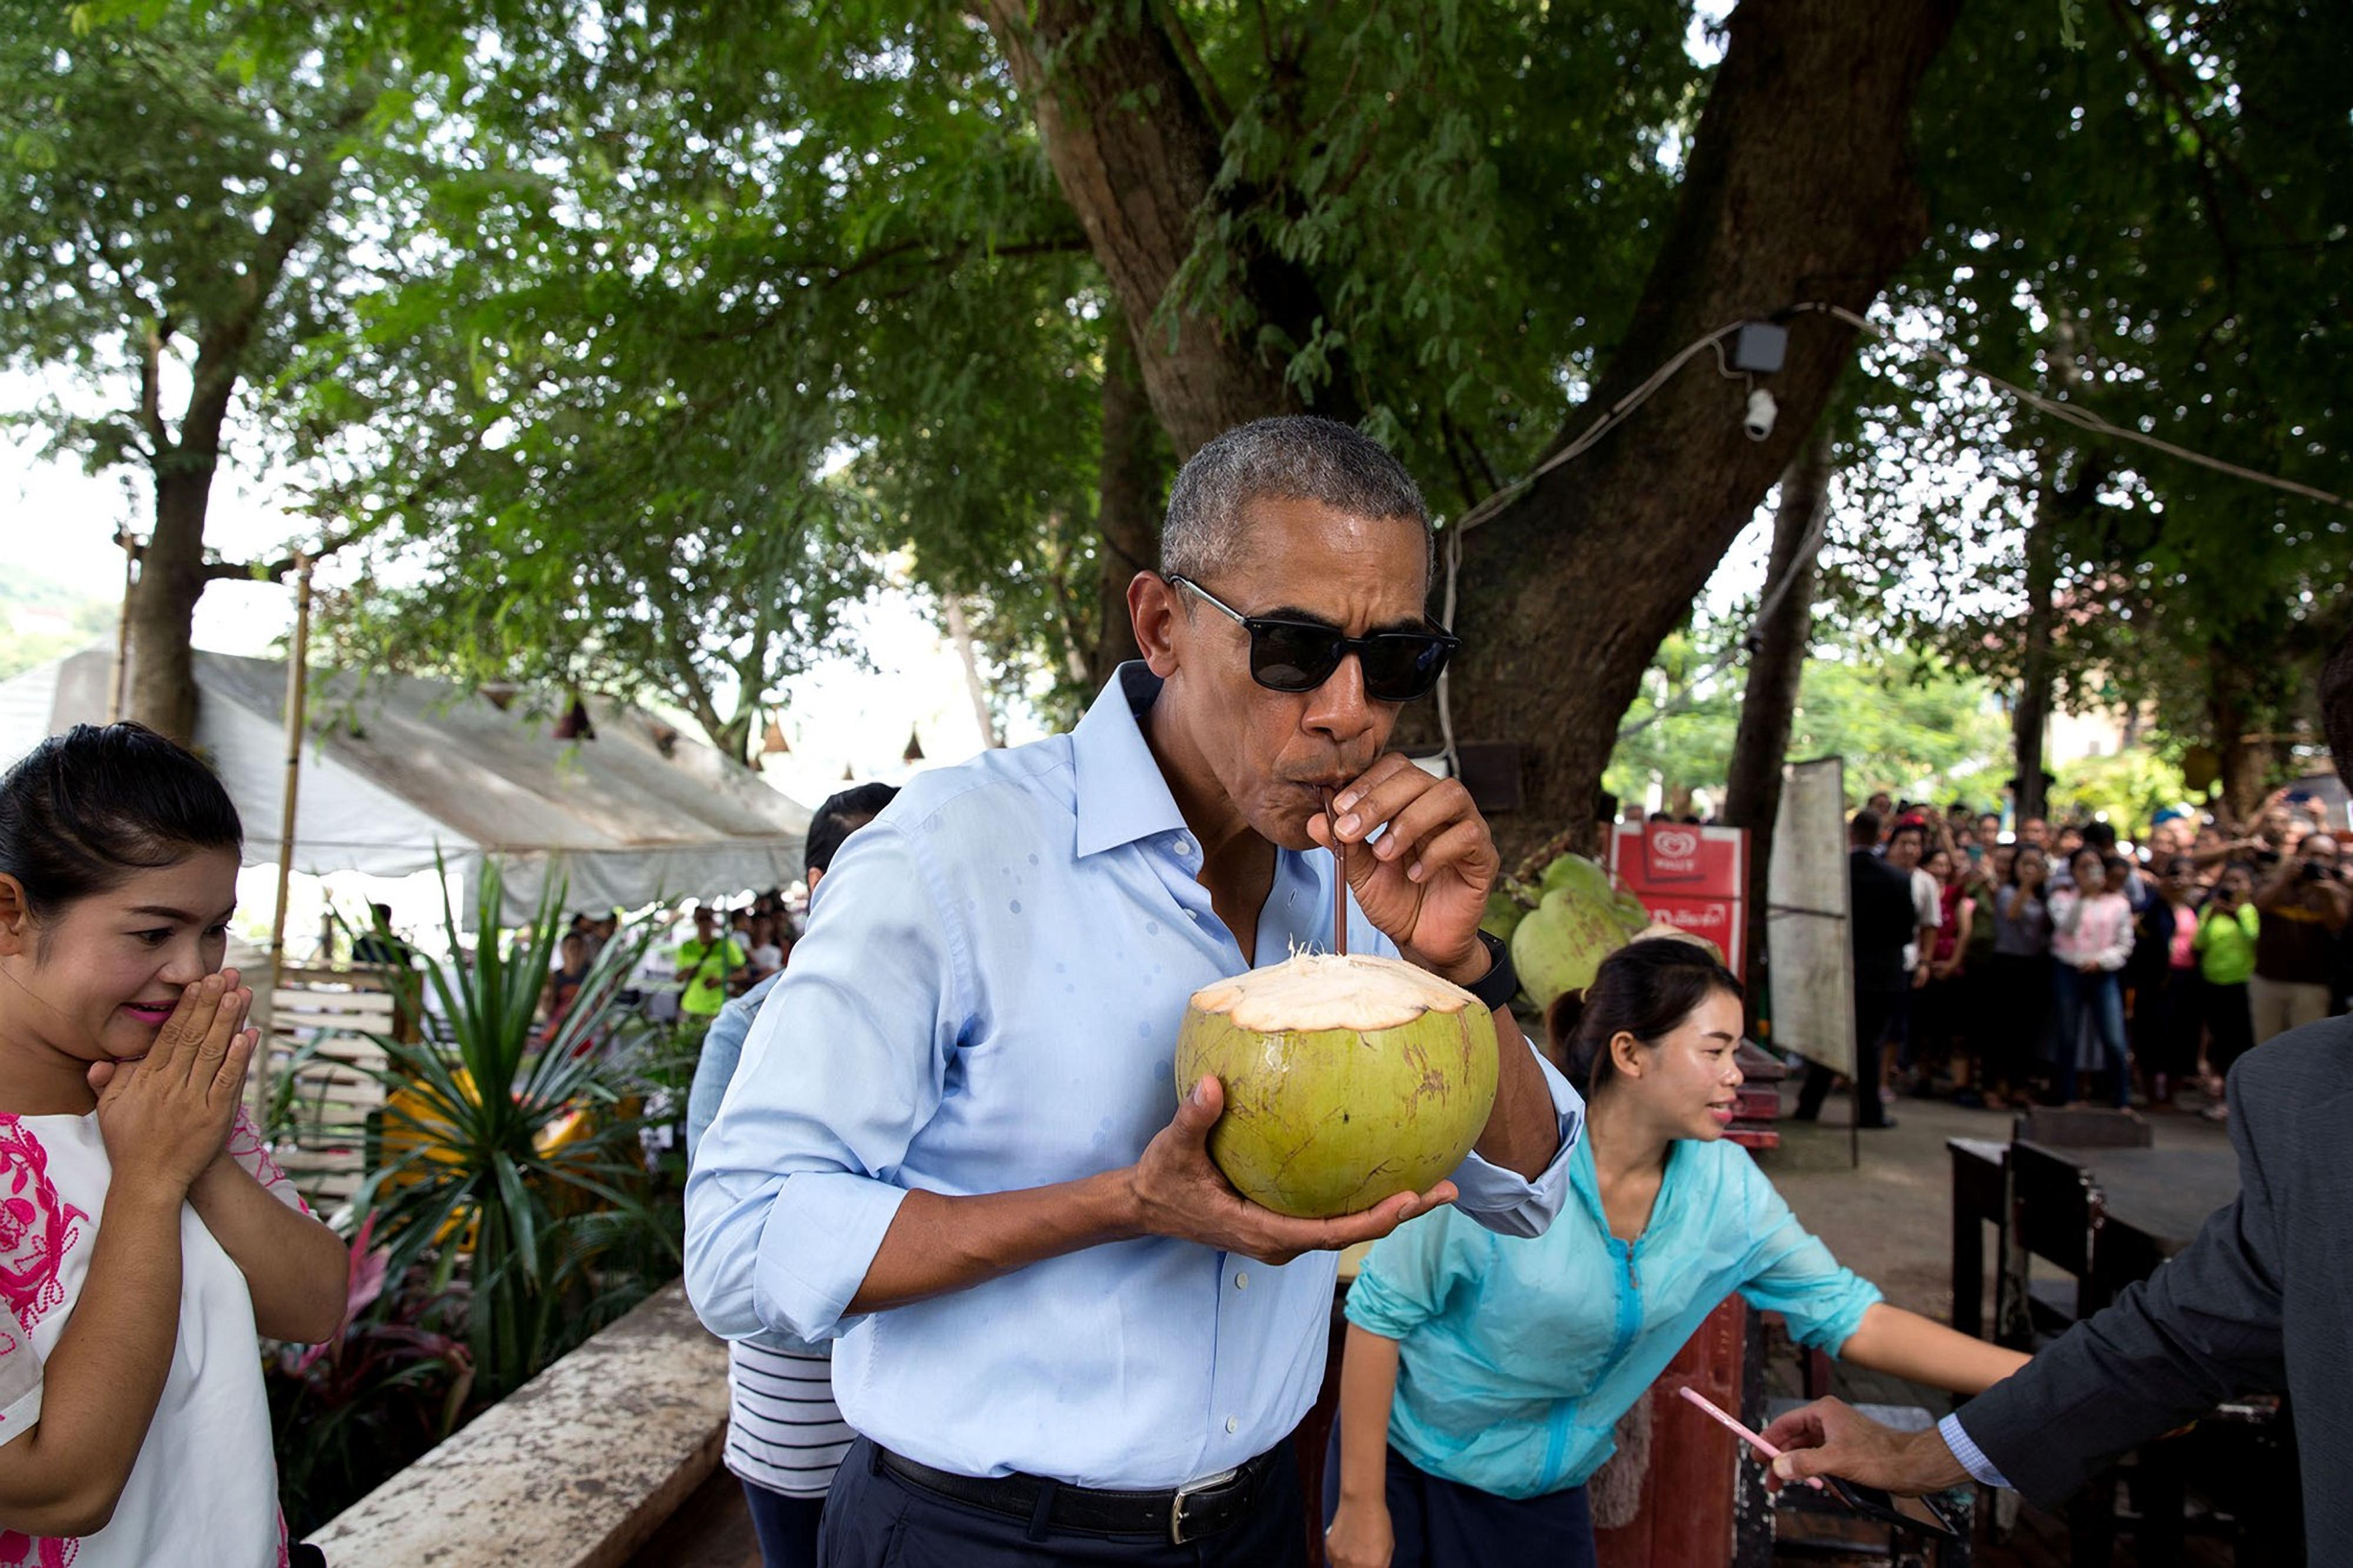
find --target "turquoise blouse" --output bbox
[1345,1134,1881,1499]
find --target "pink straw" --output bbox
[1676,1386,1826,1490]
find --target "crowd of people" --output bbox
[1832,790,2349,1126]
[538,891,802,1040]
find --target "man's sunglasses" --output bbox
[1165,575,1461,702]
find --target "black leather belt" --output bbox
[876,1443,1281,1544]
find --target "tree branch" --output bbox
[695,232,1092,341]
[136,320,170,455]
[662,616,731,752]
[1149,0,1231,133]
[202,517,381,582]
[179,88,381,459]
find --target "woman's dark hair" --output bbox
[0,723,242,920]
[1544,936,1744,1099]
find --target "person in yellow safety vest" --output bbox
[675,906,747,1045]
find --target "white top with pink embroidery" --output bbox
[0,1107,306,1568]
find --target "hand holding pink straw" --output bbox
[1675,1386,1827,1490]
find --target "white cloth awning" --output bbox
[1,647,809,921]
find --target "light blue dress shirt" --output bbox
[685,665,1582,1489]
[1345,1134,1881,1499]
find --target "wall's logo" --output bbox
[1652,829,1701,861]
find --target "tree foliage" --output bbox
[18,0,2342,828]
[1604,629,2010,812]
[1829,0,2352,812]
[0,0,421,735]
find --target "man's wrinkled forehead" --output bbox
[1219,499,1432,609]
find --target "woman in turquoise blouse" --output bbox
[1323,938,2027,1568]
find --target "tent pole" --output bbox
[252,555,315,1130]
[106,529,137,723]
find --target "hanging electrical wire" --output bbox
[1428,299,2352,776]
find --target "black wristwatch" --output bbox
[1461,929,1519,1010]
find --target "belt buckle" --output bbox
[1168,1466,1239,1545]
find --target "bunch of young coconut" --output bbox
[1176,952,1498,1219]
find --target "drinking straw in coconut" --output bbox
[1324,788,1348,957]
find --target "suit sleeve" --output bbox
[1953,1053,2289,1504]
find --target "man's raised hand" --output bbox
[1312,754,1499,983]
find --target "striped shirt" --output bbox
[688,976,856,1500]
[725,1341,854,1499]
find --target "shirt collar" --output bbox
[1072,663,1191,858]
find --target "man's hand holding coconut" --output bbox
[685,417,1583,1568]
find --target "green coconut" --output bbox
[1510,882,1632,1011]
[1175,952,1499,1219]
[1479,884,1531,946]
[1540,852,1617,904]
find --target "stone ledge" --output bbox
[312,1279,728,1568]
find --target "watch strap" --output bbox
[1464,929,1518,1010]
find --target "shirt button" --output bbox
[1225,1416,1239,1434]
[1234,1272,1248,1290]
[1174,836,1192,857]
[1185,909,1199,922]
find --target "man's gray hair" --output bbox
[1160,416,1432,584]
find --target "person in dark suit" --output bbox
[1792,808,1916,1130]
[1758,627,2353,1559]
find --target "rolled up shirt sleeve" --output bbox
[1344,1206,1485,1343]
[1732,1157,1882,1352]
[684,822,966,1345]
[1445,1038,1583,1239]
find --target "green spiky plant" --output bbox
[351,856,686,1404]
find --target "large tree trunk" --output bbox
[1437,0,1959,860]
[1089,320,1165,686]
[981,0,1357,455]
[2207,663,2271,828]
[1724,423,1832,1005]
[126,468,214,744]
[112,108,360,749]
[2011,496,2058,825]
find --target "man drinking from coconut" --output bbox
[686,415,1581,1567]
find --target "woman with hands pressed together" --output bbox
[0,725,346,1566]
[1322,939,2026,1568]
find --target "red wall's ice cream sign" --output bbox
[1611,821,1750,977]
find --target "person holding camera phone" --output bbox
[2249,832,2349,1041]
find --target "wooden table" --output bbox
[1949,1138,2239,1340]
[2047,1144,2241,1293]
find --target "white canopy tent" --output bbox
[0,646,810,923]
